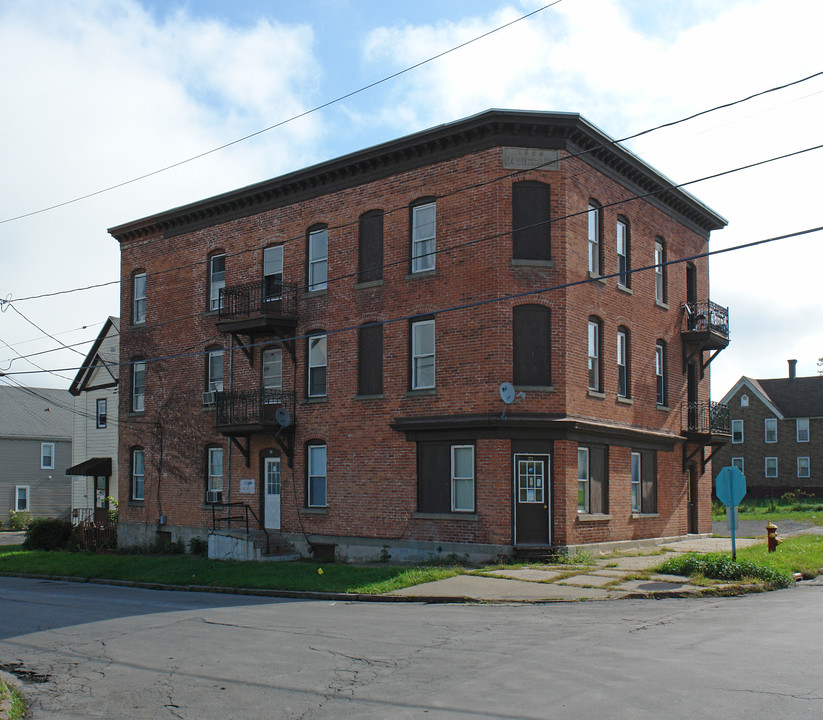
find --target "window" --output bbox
[132,360,145,412]
[797,418,809,442]
[357,323,383,396]
[411,319,435,389]
[40,442,55,470]
[740,394,749,408]
[307,226,328,292]
[654,239,666,303]
[577,447,590,513]
[631,452,642,512]
[731,457,744,473]
[262,347,283,390]
[207,447,223,503]
[133,272,146,324]
[358,210,384,283]
[655,341,667,406]
[512,181,551,261]
[209,253,226,311]
[798,456,810,478]
[307,443,327,507]
[587,201,601,275]
[131,448,145,501]
[411,200,436,273]
[731,419,743,443]
[765,457,778,478]
[206,348,224,393]
[764,418,777,443]
[632,449,657,513]
[15,486,29,512]
[616,218,629,287]
[578,445,607,514]
[263,245,283,301]
[417,441,475,514]
[617,327,630,398]
[451,445,475,512]
[96,398,107,428]
[307,334,327,397]
[513,305,551,386]
[587,317,602,392]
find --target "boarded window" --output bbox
[358,323,383,396]
[588,445,608,514]
[513,305,551,386]
[512,181,551,261]
[417,442,451,513]
[641,450,657,513]
[358,210,384,283]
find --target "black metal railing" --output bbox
[218,280,298,322]
[215,388,296,428]
[211,502,269,555]
[683,401,731,435]
[683,300,729,338]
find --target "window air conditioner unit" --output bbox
[202,391,216,406]
[206,490,222,504]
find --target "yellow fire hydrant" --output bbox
[766,522,782,552]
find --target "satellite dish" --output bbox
[499,382,516,405]
[275,407,292,427]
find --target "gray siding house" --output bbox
[0,386,73,521]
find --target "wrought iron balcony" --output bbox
[216,280,298,334]
[682,300,729,346]
[682,401,731,436]
[214,388,296,434]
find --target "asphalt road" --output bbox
[2,576,822,719]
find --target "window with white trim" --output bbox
[133,272,146,324]
[207,447,223,503]
[41,442,55,470]
[631,451,642,513]
[411,319,435,390]
[797,417,809,442]
[798,456,810,478]
[131,448,145,501]
[15,486,29,512]
[655,341,667,406]
[411,201,436,273]
[96,398,107,428]
[262,347,283,390]
[132,360,145,412]
[616,217,629,287]
[764,418,777,443]
[765,457,777,478]
[263,245,283,301]
[732,419,743,444]
[587,318,601,392]
[617,328,629,398]
[731,457,744,473]
[307,227,328,292]
[307,443,327,507]
[740,394,749,407]
[307,334,327,397]
[654,239,666,303]
[577,447,590,513]
[451,445,475,512]
[209,254,225,311]
[207,348,224,393]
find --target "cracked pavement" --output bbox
[1,575,822,719]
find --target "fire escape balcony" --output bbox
[214,389,296,467]
[681,299,729,374]
[681,400,731,472]
[216,280,299,362]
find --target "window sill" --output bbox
[631,513,659,519]
[127,411,145,417]
[355,279,384,290]
[577,513,611,522]
[127,500,145,506]
[655,300,669,310]
[617,284,632,295]
[588,272,607,285]
[302,289,328,299]
[511,258,554,268]
[130,322,147,330]
[302,507,328,514]
[656,404,670,412]
[405,269,437,280]
[616,396,633,405]
[354,393,384,401]
[587,390,606,399]
[413,512,478,521]
[304,396,328,404]
[407,388,437,397]
[515,385,555,393]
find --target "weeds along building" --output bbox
[109,109,731,561]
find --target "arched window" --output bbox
[512,181,551,261]
[587,316,603,392]
[513,305,551,386]
[617,326,630,398]
[358,210,384,283]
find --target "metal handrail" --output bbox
[683,401,731,434]
[211,502,270,555]
[215,389,296,428]
[218,280,298,321]
[683,300,729,337]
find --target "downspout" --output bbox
[226,333,233,518]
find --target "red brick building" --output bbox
[110,110,730,561]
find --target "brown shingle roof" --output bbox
[756,376,823,418]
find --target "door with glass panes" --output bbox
[513,454,550,545]
[264,456,281,530]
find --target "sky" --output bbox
[1,0,822,398]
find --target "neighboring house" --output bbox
[66,317,120,523]
[0,386,73,520]
[713,360,823,498]
[109,109,730,562]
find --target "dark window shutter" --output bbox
[358,211,384,283]
[358,324,383,396]
[513,305,551,386]
[513,181,551,261]
[417,442,450,513]
[589,445,608,514]
[642,451,657,513]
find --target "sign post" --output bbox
[715,466,747,560]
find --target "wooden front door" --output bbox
[514,454,550,545]
[687,464,699,533]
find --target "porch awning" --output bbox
[65,457,112,477]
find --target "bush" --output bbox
[659,552,793,588]
[23,518,76,551]
[8,510,31,531]
[188,537,208,556]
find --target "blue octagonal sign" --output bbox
[715,465,747,507]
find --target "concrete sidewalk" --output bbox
[385,536,765,602]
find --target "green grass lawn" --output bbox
[711,496,823,524]
[0,545,465,595]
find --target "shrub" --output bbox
[188,537,208,556]
[659,552,792,588]
[23,518,76,551]
[8,510,31,531]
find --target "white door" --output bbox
[264,457,281,530]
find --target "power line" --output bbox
[0,1,562,226]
